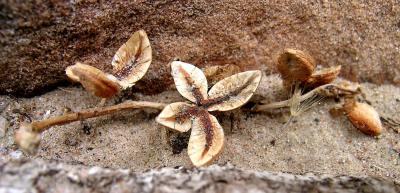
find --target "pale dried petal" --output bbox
[171,61,208,104]
[188,112,224,167]
[156,102,196,132]
[206,70,262,111]
[66,62,121,98]
[112,30,152,89]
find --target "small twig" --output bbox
[252,83,359,112]
[30,100,167,133]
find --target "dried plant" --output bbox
[343,99,382,136]
[156,61,262,166]
[66,30,152,98]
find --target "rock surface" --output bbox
[1,1,399,97]
[0,159,399,193]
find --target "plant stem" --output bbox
[30,100,167,133]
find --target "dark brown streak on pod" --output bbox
[201,74,257,108]
[178,66,205,105]
[197,108,214,158]
[114,42,150,80]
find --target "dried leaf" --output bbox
[188,111,224,166]
[171,61,208,104]
[112,30,152,89]
[156,102,195,132]
[66,62,121,98]
[305,65,341,88]
[206,70,262,111]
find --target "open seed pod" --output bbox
[305,65,342,89]
[66,30,152,98]
[344,99,382,136]
[277,48,316,84]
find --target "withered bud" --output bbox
[305,65,342,89]
[277,48,316,83]
[66,62,121,98]
[14,123,41,154]
[344,100,382,136]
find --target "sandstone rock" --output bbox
[1,1,399,97]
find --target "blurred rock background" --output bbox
[1,0,399,97]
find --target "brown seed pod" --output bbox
[277,48,316,83]
[344,100,382,136]
[66,62,121,98]
[305,65,342,89]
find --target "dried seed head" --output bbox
[277,48,316,83]
[66,62,121,98]
[305,65,342,89]
[112,30,152,89]
[203,64,241,86]
[344,100,382,136]
[14,123,41,154]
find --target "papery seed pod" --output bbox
[112,30,152,89]
[277,49,316,83]
[305,65,342,89]
[344,100,382,136]
[66,62,121,98]
[14,123,41,154]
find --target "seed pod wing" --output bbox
[171,61,208,104]
[206,70,262,111]
[306,65,342,88]
[156,102,195,132]
[66,62,121,98]
[112,30,152,89]
[188,113,224,167]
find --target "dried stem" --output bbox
[252,83,359,112]
[30,100,167,133]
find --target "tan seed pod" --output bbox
[277,48,316,83]
[344,100,382,136]
[112,30,152,89]
[206,70,262,111]
[188,112,224,167]
[156,102,195,133]
[305,65,342,89]
[14,123,41,154]
[66,62,121,98]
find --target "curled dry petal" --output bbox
[156,102,195,132]
[277,48,316,83]
[15,123,41,154]
[112,30,152,89]
[344,100,382,136]
[171,61,208,104]
[206,70,262,111]
[188,111,224,167]
[66,62,121,98]
[305,65,342,89]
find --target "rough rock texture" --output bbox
[0,159,399,193]
[1,1,399,97]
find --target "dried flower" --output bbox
[66,30,152,98]
[156,61,262,166]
